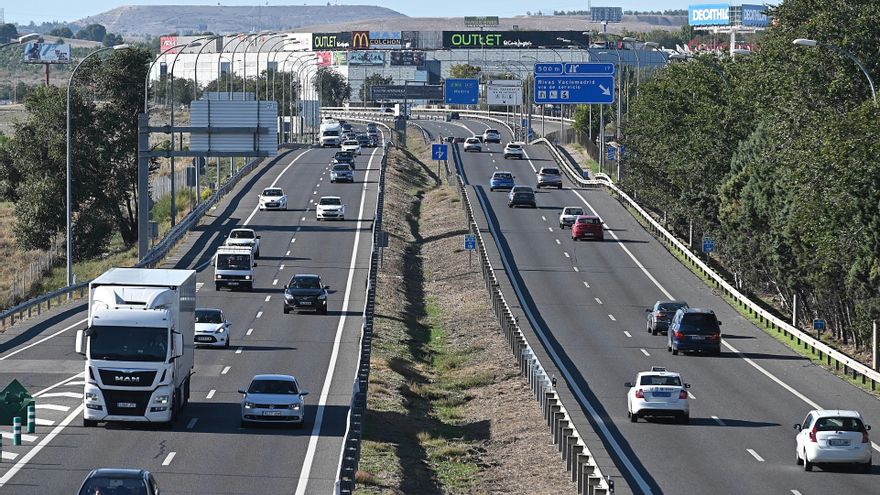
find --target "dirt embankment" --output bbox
[355,135,575,494]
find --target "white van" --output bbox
[214,245,256,291]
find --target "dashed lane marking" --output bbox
[595,298,603,305]
[236,347,243,355]
[608,314,616,321]
[186,418,198,429]
[161,452,176,466]
[712,416,726,426]
[221,366,231,375]
[688,391,696,399]
[624,331,632,338]
[256,311,263,319]
[573,266,579,272]
[264,295,271,302]
[206,390,216,399]
[747,449,765,462]
[563,252,570,258]
[246,328,253,336]
[555,239,561,245]
[38,392,82,399]
[583,281,590,288]
[196,282,204,292]
[640,348,650,357]
[273,279,278,286]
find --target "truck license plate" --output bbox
[118,402,137,408]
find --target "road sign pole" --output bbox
[13,417,21,446]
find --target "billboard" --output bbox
[741,4,769,27]
[689,4,730,26]
[351,31,370,50]
[312,32,351,50]
[333,52,348,66]
[390,51,425,67]
[348,51,385,66]
[591,7,623,22]
[442,31,588,49]
[23,42,71,64]
[370,85,443,101]
[316,51,333,67]
[464,16,500,27]
[159,36,179,54]
[369,31,402,50]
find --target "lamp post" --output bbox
[793,38,876,107]
[230,33,259,99]
[167,41,202,227]
[0,32,39,50]
[255,33,287,102]
[66,44,130,287]
[192,35,224,101]
[242,32,274,98]
[215,34,244,96]
[279,52,313,142]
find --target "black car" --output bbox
[668,308,722,356]
[507,185,537,208]
[77,468,160,495]
[356,133,371,147]
[646,300,689,335]
[283,274,329,314]
[333,150,356,169]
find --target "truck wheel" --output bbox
[215,283,221,291]
[83,418,97,428]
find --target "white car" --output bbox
[503,142,524,159]
[239,374,309,428]
[224,228,260,258]
[341,139,361,155]
[558,206,585,229]
[463,137,482,152]
[482,129,501,143]
[626,367,690,423]
[258,187,288,210]
[194,308,230,348]
[316,196,345,221]
[795,410,872,472]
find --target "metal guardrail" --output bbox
[0,151,286,329]
[448,142,613,494]
[533,137,880,389]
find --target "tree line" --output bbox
[621,0,880,348]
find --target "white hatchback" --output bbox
[194,308,230,348]
[463,137,482,152]
[258,187,287,210]
[626,367,690,423]
[342,139,361,155]
[316,196,345,220]
[795,410,872,472]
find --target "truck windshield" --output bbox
[217,254,250,270]
[89,326,168,362]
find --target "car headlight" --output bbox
[85,392,101,402]
[244,401,255,409]
[285,292,294,299]
[216,327,226,334]
[245,275,251,280]
[215,274,223,279]
[153,395,169,405]
[317,294,326,300]
[289,403,301,410]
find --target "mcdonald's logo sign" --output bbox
[351,31,369,50]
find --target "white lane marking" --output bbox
[548,227,553,232]
[291,238,296,243]
[624,331,632,338]
[595,297,603,305]
[712,415,726,426]
[296,146,376,495]
[688,391,696,399]
[243,150,310,226]
[541,216,546,221]
[256,311,263,319]
[186,418,198,429]
[563,252,570,258]
[236,347,243,355]
[280,264,285,270]
[34,418,54,426]
[221,366,231,375]
[747,449,765,462]
[608,314,616,321]
[162,452,177,466]
[36,404,70,412]
[640,348,650,357]
[196,282,204,292]
[301,216,306,221]
[555,239,561,245]
[0,431,37,442]
[0,404,83,487]
[791,491,803,495]
[265,295,271,302]
[583,281,590,288]
[38,392,83,399]
[286,250,291,256]
[246,328,253,336]
[573,266,579,272]
[313,191,317,195]
[273,279,278,286]
[0,452,18,461]
[206,389,216,399]
[0,318,87,361]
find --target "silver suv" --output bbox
[536,167,563,189]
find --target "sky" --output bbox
[3,1,693,25]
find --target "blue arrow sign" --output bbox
[607,147,615,161]
[432,144,448,161]
[444,78,479,104]
[464,234,476,250]
[563,63,615,75]
[702,237,715,253]
[534,75,615,104]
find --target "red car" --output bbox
[571,215,604,241]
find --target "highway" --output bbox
[0,132,382,493]
[418,118,880,495]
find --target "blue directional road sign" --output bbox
[702,237,716,253]
[432,144,448,161]
[464,234,476,251]
[607,147,615,161]
[534,63,615,105]
[445,78,479,104]
[813,319,826,332]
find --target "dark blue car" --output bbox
[667,308,722,356]
[489,171,515,191]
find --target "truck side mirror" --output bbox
[300,391,309,396]
[75,329,85,355]
[173,333,184,359]
[252,262,258,267]
[624,382,633,388]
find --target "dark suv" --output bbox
[333,150,356,169]
[283,274,330,314]
[667,308,722,356]
[507,185,536,208]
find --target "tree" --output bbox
[0,24,17,44]
[359,73,392,104]
[449,63,480,79]
[48,27,74,38]
[102,33,124,47]
[75,24,107,42]
[314,68,350,107]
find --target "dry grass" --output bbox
[0,202,62,308]
[0,104,28,137]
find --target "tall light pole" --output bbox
[192,35,224,101]
[66,44,130,287]
[793,38,877,108]
[0,32,39,50]
[168,41,202,227]
[255,33,287,102]
[230,33,259,99]
[242,32,274,98]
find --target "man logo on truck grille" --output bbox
[114,375,140,383]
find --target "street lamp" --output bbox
[0,32,39,49]
[793,38,877,107]
[255,33,288,102]
[66,43,130,287]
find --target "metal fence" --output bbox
[3,239,64,308]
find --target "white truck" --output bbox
[215,245,256,290]
[75,268,195,427]
[319,120,342,147]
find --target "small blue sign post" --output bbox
[607,147,615,161]
[464,233,476,267]
[702,237,715,253]
[813,319,826,334]
[431,144,448,161]
[444,78,479,105]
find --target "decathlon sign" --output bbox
[741,4,769,27]
[689,4,730,26]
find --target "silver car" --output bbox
[240,374,309,428]
[463,137,482,152]
[536,167,563,189]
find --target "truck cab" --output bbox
[214,245,256,291]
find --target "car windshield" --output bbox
[248,379,299,395]
[815,417,865,432]
[323,130,339,136]
[540,168,559,175]
[466,139,479,143]
[333,165,351,171]
[639,375,682,386]
[486,129,499,134]
[679,314,719,333]
[262,189,282,197]
[658,302,688,312]
[217,254,250,270]
[319,198,342,206]
[577,217,601,224]
[89,326,167,362]
[335,152,353,159]
[288,276,321,289]
[512,186,533,193]
[78,477,148,495]
[229,230,254,239]
[195,310,223,324]
[507,144,521,149]
[564,208,584,216]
